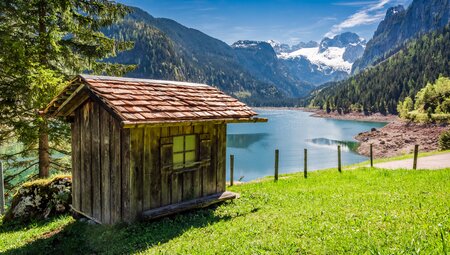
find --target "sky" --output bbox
[117,0,412,45]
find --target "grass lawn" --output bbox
[0,167,449,254]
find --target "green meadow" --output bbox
[1,167,449,254]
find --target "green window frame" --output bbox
[173,135,197,169]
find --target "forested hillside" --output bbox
[352,0,450,73]
[232,40,314,97]
[104,7,297,105]
[309,25,450,114]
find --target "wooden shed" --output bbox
[43,75,265,224]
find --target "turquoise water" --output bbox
[226,109,386,181]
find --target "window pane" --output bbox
[173,153,184,165]
[185,135,196,151]
[185,151,196,163]
[173,136,184,153]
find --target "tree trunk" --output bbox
[38,119,50,178]
[38,0,49,178]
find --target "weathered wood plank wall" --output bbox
[216,124,227,193]
[110,115,122,223]
[72,100,131,224]
[71,110,81,212]
[80,102,92,216]
[72,100,227,223]
[128,123,227,220]
[91,103,101,221]
[100,108,111,224]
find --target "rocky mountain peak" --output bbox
[291,41,319,51]
[319,32,365,52]
[385,5,406,19]
[352,0,450,73]
[267,40,291,54]
[232,40,273,51]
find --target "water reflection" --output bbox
[306,138,359,152]
[227,133,269,149]
[226,109,386,181]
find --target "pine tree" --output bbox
[0,0,134,179]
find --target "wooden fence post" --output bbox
[338,145,342,173]
[274,149,279,182]
[304,149,307,179]
[370,143,373,168]
[413,145,419,170]
[230,155,234,186]
[0,161,5,215]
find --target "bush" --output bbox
[439,130,450,150]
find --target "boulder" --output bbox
[3,175,72,223]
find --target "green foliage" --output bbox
[415,77,450,114]
[1,168,450,254]
[398,77,450,122]
[0,0,134,186]
[439,130,450,150]
[397,96,414,119]
[309,25,450,114]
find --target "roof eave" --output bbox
[121,117,268,129]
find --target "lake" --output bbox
[226,109,386,181]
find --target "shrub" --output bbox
[439,130,450,150]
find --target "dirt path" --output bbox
[374,153,450,170]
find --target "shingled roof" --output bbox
[44,75,263,126]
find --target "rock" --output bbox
[87,219,97,225]
[380,140,386,145]
[3,176,72,223]
[371,128,377,132]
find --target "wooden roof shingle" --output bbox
[44,75,263,126]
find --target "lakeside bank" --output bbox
[255,107,449,158]
[310,109,449,158]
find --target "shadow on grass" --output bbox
[3,204,236,255]
[0,216,66,235]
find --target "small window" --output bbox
[173,135,197,169]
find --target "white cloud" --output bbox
[333,1,379,6]
[326,0,393,38]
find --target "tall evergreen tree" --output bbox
[0,0,134,179]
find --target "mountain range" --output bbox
[231,32,366,90]
[352,0,450,73]
[105,7,315,105]
[309,0,450,114]
[104,6,365,105]
[268,32,366,85]
[104,0,450,109]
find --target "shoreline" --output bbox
[254,107,448,158]
[355,121,449,158]
[254,107,398,123]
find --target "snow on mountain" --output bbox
[279,46,353,73]
[231,33,365,86]
[267,40,291,53]
[267,39,280,48]
[275,32,366,75]
[232,40,263,49]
